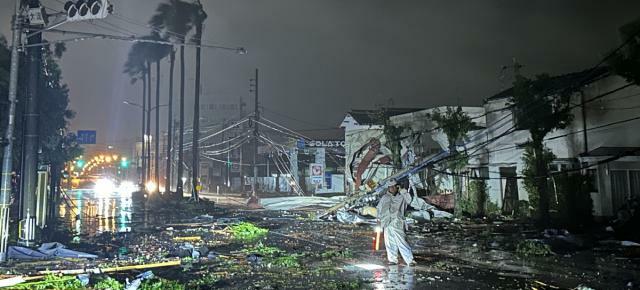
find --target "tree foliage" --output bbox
[429,106,474,153]
[522,146,555,215]
[376,109,403,169]
[149,0,196,43]
[511,74,574,145]
[429,106,473,216]
[511,73,574,224]
[1,38,80,172]
[609,17,640,85]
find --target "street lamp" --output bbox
[123,100,168,112]
[123,100,168,188]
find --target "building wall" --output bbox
[479,74,640,216]
[344,126,388,194]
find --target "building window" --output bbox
[611,170,629,212]
[587,169,598,192]
[631,170,640,199]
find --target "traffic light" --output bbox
[64,0,113,22]
[75,159,85,169]
[120,157,129,168]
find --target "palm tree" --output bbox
[190,0,207,201]
[124,34,170,191]
[124,42,149,187]
[150,0,194,198]
[147,34,171,194]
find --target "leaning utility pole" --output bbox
[19,0,45,246]
[0,0,23,262]
[251,69,259,196]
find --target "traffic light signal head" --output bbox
[64,0,112,22]
[120,157,129,168]
[75,159,85,169]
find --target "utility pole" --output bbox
[239,97,245,190]
[165,49,175,196]
[250,69,259,196]
[19,0,45,246]
[154,60,160,194]
[141,69,147,187]
[0,0,23,262]
[146,63,151,185]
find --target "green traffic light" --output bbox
[76,159,85,169]
[120,158,129,168]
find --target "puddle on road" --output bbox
[58,189,145,239]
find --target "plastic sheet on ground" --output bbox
[336,210,376,224]
[260,196,344,210]
[7,242,97,260]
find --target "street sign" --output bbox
[297,139,305,149]
[310,163,324,185]
[77,130,97,144]
[28,7,47,25]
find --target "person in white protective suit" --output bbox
[376,178,416,266]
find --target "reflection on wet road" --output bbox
[59,189,140,239]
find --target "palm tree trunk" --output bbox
[146,62,152,184]
[177,45,185,198]
[166,49,175,195]
[192,24,202,201]
[141,72,147,186]
[155,60,161,194]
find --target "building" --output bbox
[472,68,640,217]
[339,69,640,217]
[340,108,423,194]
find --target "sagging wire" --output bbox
[201,138,252,156]
[182,118,250,148]
[261,117,312,140]
[259,135,305,195]
[200,131,252,149]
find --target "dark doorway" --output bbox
[500,167,519,214]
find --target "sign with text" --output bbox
[77,130,97,144]
[310,163,324,185]
[306,140,345,148]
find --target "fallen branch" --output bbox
[38,259,181,275]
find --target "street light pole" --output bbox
[123,100,168,189]
[0,0,23,262]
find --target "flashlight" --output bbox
[374,224,382,251]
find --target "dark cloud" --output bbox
[1,0,638,148]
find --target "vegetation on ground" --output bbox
[139,277,185,290]
[93,277,124,290]
[229,222,269,241]
[7,274,83,290]
[516,240,553,257]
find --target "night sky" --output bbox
[1,0,639,151]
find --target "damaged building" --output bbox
[338,68,640,219]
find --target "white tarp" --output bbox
[260,196,344,210]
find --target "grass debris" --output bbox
[242,242,283,256]
[93,277,124,290]
[228,222,269,241]
[140,277,185,290]
[8,274,83,290]
[516,240,553,257]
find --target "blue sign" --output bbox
[296,139,305,149]
[325,172,332,189]
[77,130,97,144]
